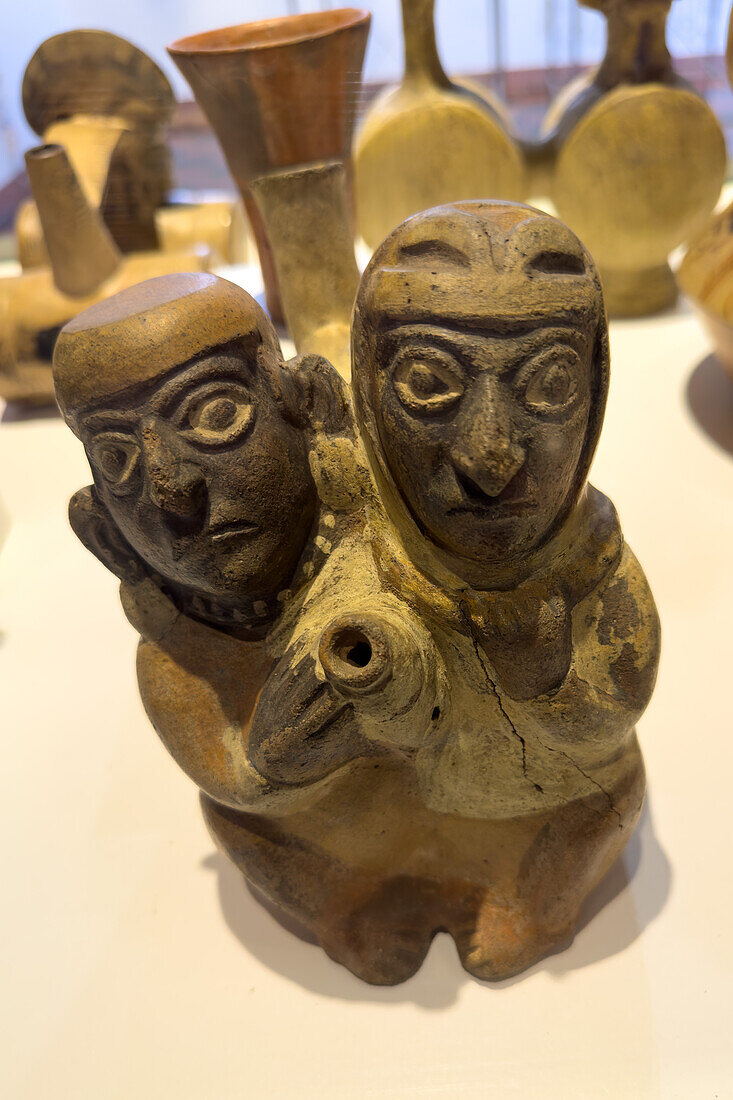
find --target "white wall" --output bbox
[0,0,727,186]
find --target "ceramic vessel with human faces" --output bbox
[54,225,659,989]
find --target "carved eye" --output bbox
[519,347,581,415]
[180,382,255,446]
[90,433,140,496]
[392,347,464,416]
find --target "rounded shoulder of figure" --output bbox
[572,536,661,686]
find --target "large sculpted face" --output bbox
[354,202,603,567]
[79,341,317,603]
[374,323,592,563]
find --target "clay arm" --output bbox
[249,598,445,786]
[70,485,321,814]
[511,545,660,763]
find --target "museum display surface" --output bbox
[53,201,659,985]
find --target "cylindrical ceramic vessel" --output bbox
[251,161,360,379]
[25,144,121,298]
[168,9,370,323]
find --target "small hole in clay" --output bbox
[432,706,440,721]
[346,640,372,667]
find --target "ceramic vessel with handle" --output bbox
[354,0,525,250]
[540,0,726,317]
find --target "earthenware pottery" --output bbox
[676,7,733,379]
[154,201,253,267]
[251,161,360,379]
[677,205,733,381]
[0,147,207,407]
[19,30,174,260]
[539,0,726,317]
[55,203,659,984]
[25,145,121,297]
[168,10,371,324]
[353,0,525,250]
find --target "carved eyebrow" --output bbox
[82,409,137,434]
[380,323,588,375]
[149,355,251,417]
[82,354,252,431]
[396,238,471,267]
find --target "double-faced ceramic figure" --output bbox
[57,207,659,985]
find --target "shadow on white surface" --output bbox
[685,354,733,457]
[202,799,670,1006]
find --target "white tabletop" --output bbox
[1,287,732,1099]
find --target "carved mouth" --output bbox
[448,468,530,516]
[210,519,260,541]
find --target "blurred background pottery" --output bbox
[18,30,174,261]
[169,9,371,325]
[676,4,733,381]
[540,0,726,317]
[0,144,208,407]
[251,161,360,379]
[15,30,249,278]
[353,0,526,250]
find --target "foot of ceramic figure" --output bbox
[454,899,573,981]
[319,923,433,986]
[601,262,677,318]
[317,877,441,986]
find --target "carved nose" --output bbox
[451,381,525,497]
[140,416,207,522]
[452,442,525,498]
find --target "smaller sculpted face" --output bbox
[375,324,592,563]
[79,343,316,603]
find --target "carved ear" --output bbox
[274,353,352,435]
[69,486,146,586]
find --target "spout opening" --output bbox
[334,628,373,669]
[25,143,65,162]
[319,615,392,696]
